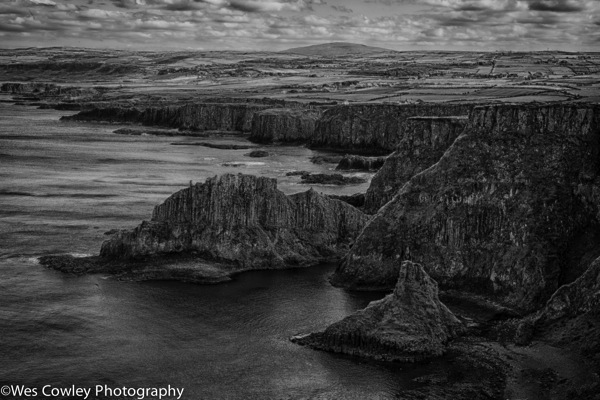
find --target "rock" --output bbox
[300,173,367,185]
[310,155,344,164]
[114,127,201,137]
[285,170,310,177]
[97,174,369,270]
[245,150,269,157]
[222,161,265,167]
[335,154,388,171]
[292,261,464,362]
[171,142,255,150]
[331,103,600,312]
[249,108,322,143]
[364,116,468,212]
[310,103,474,153]
[62,106,143,124]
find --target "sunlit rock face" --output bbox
[100,173,369,269]
[310,103,474,154]
[332,104,600,311]
[249,108,322,143]
[292,261,464,362]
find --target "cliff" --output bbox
[249,108,322,143]
[63,103,272,132]
[364,116,468,212]
[310,103,474,154]
[331,103,600,311]
[99,174,369,269]
[1,82,101,100]
[141,103,269,132]
[292,261,463,362]
[1,82,59,94]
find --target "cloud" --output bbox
[528,0,583,12]
[331,5,352,13]
[0,0,597,51]
[29,0,57,5]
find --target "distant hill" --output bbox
[281,42,395,56]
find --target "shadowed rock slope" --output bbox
[332,103,600,312]
[93,174,368,270]
[520,255,600,368]
[293,261,464,362]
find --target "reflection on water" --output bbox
[0,100,421,399]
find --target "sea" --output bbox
[0,98,432,399]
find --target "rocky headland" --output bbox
[62,103,271,133]
[41,174,369,281]
[331,103,600,313]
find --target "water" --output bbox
[0,100,422,399]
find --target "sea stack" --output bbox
[292,261,464,362]
[99,173,369,269]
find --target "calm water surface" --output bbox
[0,100,425,399]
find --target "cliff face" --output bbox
[1,82,101,99]
[364,116,468,212]
[249,108,322,143]
[64,103,271,132]
[100,174,369,269]
[292,261,463,362]
[310,103,474,154]
[331,104,600,311]
[141,103,269,132]
[1,82,59,94]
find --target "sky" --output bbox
[0,0,598,51]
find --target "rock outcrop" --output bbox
[292,261,464,362]
[249,108,322,143]
[99,173,369,269]
[335,154,387,171]
[331,104,600,312]
[310,103,474,153]
[364,116,468,212]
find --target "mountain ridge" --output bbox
[281,42,396,56]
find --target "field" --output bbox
[1,48,599,105]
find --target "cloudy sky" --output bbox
[0,0,598,51]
